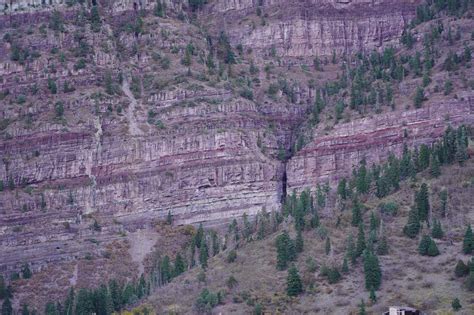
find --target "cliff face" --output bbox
[287,95,474,196]
[209,0,420,57]
[1,0,472,305]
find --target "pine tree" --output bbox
[419,235,431,255]
[356,223,366,258]
[363,250,382,290]
[174,253,186,276]
[1,297,12,315]
[75,288,93,315]
[275,231,291,270]
[45,302,57,315]
[90,5,102,33]
[427,238,440,256]
[325,237,331,255]
[337,178,348,200]
[286,265,303,297]
[358,299,367,315]
[414,86,425,108]
[21,305,29,315]
[429,155,441,177]
[377,230,389,255]
[161,255,171,283]
[295,230,304,253]
[352,198,363,227]
[356,159,369,194]
[463,225,474,254]
[440,189,448,217]
[342,257,349,273]
[416,183,430,222]
[211,231,219,256]
[199,237,209,268]
[64,287,75,314]
[465,271,474,291]
[454,260,469,278]
[195,223,204,248]
[0,275,5,299]
[452,298,462,311]
[347,234,357,264]
[431,219,444,239]
[418,145,430,170]
[21,263,32,279]
[369,212,378,231]
[404,207,421,238]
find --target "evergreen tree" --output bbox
[358,299,367,315]
[427,238,440,256]
[352,198,363,227]
[369,212,378,232]
[166,211,173,225]
[418,145,430,170]
[21,305,29,315]
[429,155,441,177]
[463,225,474,254]
[0,275,5,299]
[195,223,204,248]
[377,230,389,255]
[454,260,469,278]
[45,302,58,315]
[363,250,382,290]
[211,231,219,256]
[404,207,421,238]
[415,183,430,222]
[356,223,366,258]
[75,289,93,315]
[431,219,444,239]
[108,280,122,311]
[337,178,348,200]
[64,287,75,315]
[295,230,304,253]
[199,237,209,269]
[325,237,331,255]
[452,298,462,311]
[21,263,32,279]
[161,255,171,283]
[90,5,102,32]
[154,0,165,17]
[286,265,303,297]
[174,253,186,276]
[414,86,425,108]
[276,231,294,270]
[1,297,12,315]
[439,189,448,217]
[419,235,431,256]
[465,271,474,291]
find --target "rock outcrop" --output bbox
[209,0,421,57]
[287,94,474,194]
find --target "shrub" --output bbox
[239,88,254,100]
[195,288,219,313]
[226,250,237,263]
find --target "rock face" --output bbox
[1,0,471,302]
[287,94,474,194]
[210,0,420,57]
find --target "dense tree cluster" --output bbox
[338,125,469,203]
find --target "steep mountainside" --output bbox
[0,0,473,313]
